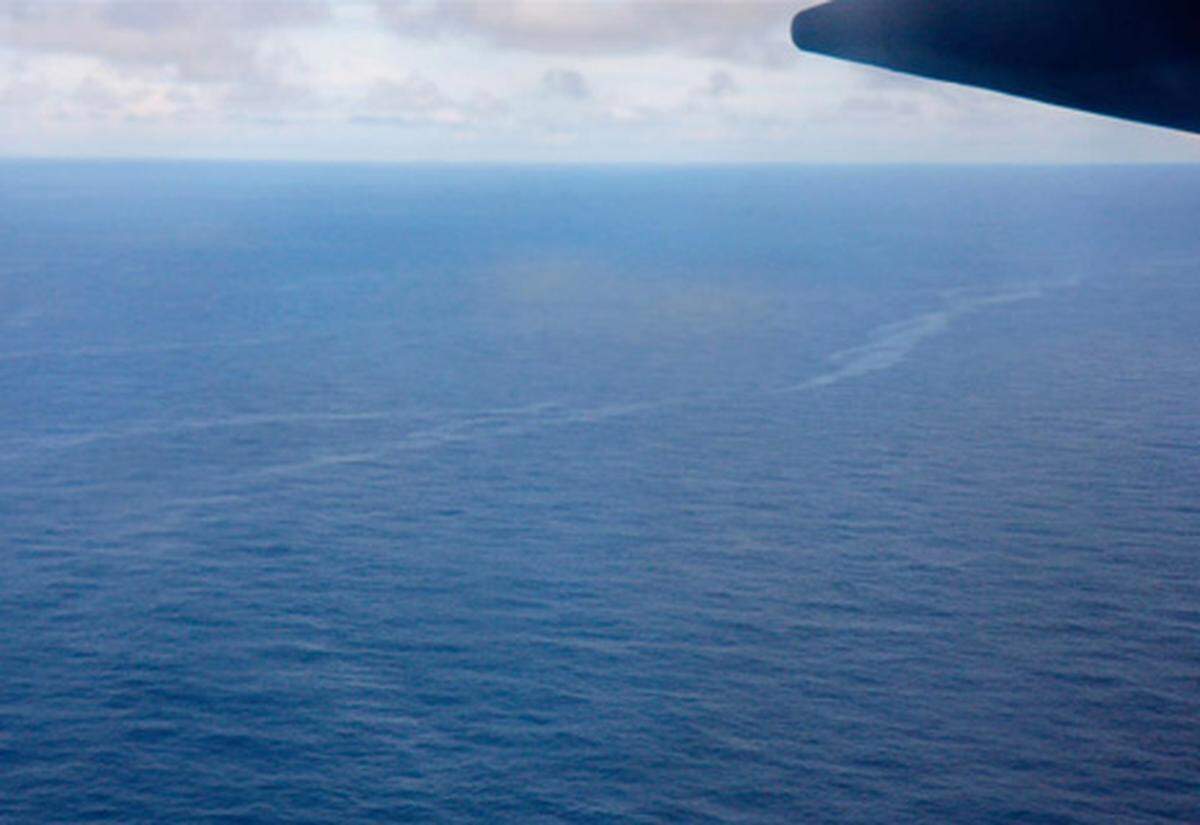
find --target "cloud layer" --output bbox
[1,1,328,80]
[1,0,1197,162]
[376,1,801,62]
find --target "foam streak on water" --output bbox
[783,283,1052,393]
[0,283,1048,471]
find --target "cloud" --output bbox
[351,74,451,124]
[541,68,590,100]
[2,0,1195,163]
[0,1,334,125]
[0,1,330,82]
[375,1,811,64]
[349,75,506,129]
[699,69,738,97]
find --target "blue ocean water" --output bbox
[1,162,1199,823]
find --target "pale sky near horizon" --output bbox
[2,1,1198,164]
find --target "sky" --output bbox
[1,0,1198,164]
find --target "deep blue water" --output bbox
[2,163,1199,823]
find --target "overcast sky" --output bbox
[2,1,1198,163]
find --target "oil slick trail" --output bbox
[252,281,1064,478]
[0,333,310,363]
[0,280,1069,476]
[777,282,1056,394]
[252,401,668,479]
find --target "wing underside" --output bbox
[791,0,1200,134]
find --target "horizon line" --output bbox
[4,155,1200,169]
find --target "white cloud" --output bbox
[540,67,589,100]
[697,69,738,98]
[0,1,330,81]
[0,0,1197,162]
[365,73,445,112]
[349,74,502,128]
[375,1,809,64]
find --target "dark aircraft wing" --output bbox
[791,0,1200,134]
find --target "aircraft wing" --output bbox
[791,0,1200,134]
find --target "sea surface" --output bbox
[2,162,1199,823]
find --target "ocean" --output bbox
[2,162,1198,822]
